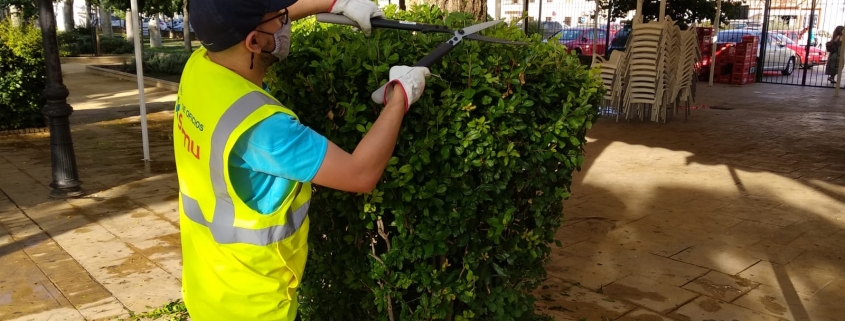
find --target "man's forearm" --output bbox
[288,0,333,21]
[352,88,407,186]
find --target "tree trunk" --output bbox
[99,3,112,36]
[183,0,192,52]
[63,0,75,31]
[406,0,487,20]
[9,5,21,28]
[149,15,162,47]
[126,9,135,43]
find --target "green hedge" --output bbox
[126,51,191,75]
[269,5,603,321]
[0,21,46,130]
[58,26,134,57]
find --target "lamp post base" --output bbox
[50,186,84,198]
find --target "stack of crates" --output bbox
[714,44,736,83]
[731,35,759,85]
[696,27,713,79]
[696,27,739,82]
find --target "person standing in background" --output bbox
[825,26,843,84]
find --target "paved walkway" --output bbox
[0,65,843,320]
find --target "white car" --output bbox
[717,30,799,76]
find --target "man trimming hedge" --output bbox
[173,0,431,320]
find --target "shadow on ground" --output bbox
[534,83,845,321]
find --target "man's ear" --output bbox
[244,31,263,54]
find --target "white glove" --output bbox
[374,66,430,112]
[329,0,386,36]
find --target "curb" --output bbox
[0,127,49,136]
[60,55,133,65]
[85,65,180,92]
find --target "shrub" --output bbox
[100,36,134,54]
[58,26,95,56]
[0,20,46,130]
[58,26,134,56]
[269,5,603,321]
[129,51,191,75]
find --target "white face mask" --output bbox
[257,11,292,62]
[267,22,292,60]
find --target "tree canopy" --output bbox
[606,0,745,29]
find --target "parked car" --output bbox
[717,29,799,75]
[606,23,631,57]
[110,16,124,28]
[515,21,564,39]
[771,33,826,68]
[549,27,609,56]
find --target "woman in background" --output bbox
[825,26,843,84]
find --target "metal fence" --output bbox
[480,0,844,88]
[748,0,845,87]
[486,0,633,61]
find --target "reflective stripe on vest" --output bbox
[180,91,310,246]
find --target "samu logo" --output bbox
[176,103,204,131]
[176,101,202,160]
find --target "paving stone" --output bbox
[786,250,845,279]
[682,271,758,302]
[617,308,679,321]
[75,297,128,320]
[670,296,788,321]
[603,275,699,313]
[730,283,843,321]
[6,307,85,321]
[718,204,803,228]
[745,241,806,265]
[671,242,761,275]
[132,194,179,224]
[533,277,636,321]
[737,261,835,296]
[626,254,709,287]
[546,248,631,291]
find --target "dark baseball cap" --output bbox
[190,0,298,52]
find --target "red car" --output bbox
[773,33,827,67]
[550,27,610,56]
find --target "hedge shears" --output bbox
[316,13,526,104]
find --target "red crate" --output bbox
[717,74,732,83]
[731,74,755,85]
[732,64,756,75]
[734,55,756,64]
[733,60,757,68]
[698,27,713,36]
[735,43,754,51]
[741,35,759,44]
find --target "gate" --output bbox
[754,0,844,87]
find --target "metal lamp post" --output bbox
[37,0,84,198]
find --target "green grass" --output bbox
[140,36,201,54]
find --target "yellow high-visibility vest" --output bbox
[173,47,311,321]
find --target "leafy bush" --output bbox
[100,36,134,54]
[269,5,603,321]
[129,51,191,75]
[0,20,46,130]
[58,26,134,56]
[58,26,95,56]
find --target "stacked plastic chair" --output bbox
[670,25,703,121]
[590,51,625,115]
[619,18,668,122]
[592,16,702,123]
[658,20,682,123]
